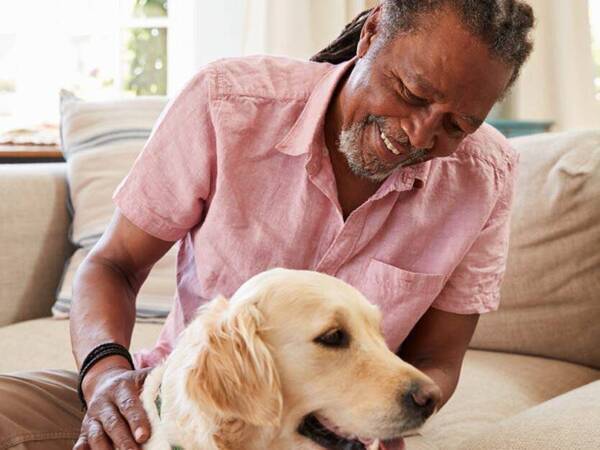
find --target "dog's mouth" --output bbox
[298,413,405,450]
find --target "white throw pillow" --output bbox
[54,91,176,321]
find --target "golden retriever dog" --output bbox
[141,268,441,450]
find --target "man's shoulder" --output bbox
[205,55,332,101]
[453,123,518,175]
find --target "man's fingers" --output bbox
[72,434,90,450]
[116,389,151,443]
[83,418,113,450]
[97,407,140,450]
[133,367,152,388]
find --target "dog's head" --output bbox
[183,268,440,449]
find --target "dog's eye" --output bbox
[315,329,349,348]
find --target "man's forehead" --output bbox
[404,70,445,101]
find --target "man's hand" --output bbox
[398,307,479,408]
[73,363,152,450]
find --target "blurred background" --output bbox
[0,0,599,140]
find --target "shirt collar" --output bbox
[388,157,432,192]
[274,58,354,156]
[274,57,430,189]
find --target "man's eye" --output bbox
[315,329,349,348]
[450,122,462,131]
[398,82,427,106]
[447,120,466,137]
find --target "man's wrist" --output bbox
[81,354,133,402]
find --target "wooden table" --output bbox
[0,144,64,163]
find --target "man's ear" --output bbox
[357,5,382,58]
[187,299,282,427]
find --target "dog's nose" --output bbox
[403,381,442,420]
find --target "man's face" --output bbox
[334,7,514,182]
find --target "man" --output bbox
[0,1,534,449]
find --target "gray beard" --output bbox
[338,115,427,182]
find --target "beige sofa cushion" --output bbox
[0,163,72,327]
[471,130,600,369]
[0,318,162,373]
[55,92,177,320]
[458,380,600,450]
[407,351,599,450]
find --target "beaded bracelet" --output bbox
[77,342,135,410]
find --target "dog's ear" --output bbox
[188,297,282,427]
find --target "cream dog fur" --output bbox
[141,268,440,450]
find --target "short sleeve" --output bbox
[432,152,520,314]
[113,66,217,242]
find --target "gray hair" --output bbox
[312,0,535,88]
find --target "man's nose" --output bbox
[402,380,442,421]
[402,109,440,150]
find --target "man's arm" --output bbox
[71,210,174,377]
[397,307,479,408]
[70,210,175,449]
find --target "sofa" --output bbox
[0,128,599,449]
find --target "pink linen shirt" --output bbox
[113,56,519,369]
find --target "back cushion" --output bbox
[470,130,600,369]
[54,91,177,321]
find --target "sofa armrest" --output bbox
[0,163,74,326]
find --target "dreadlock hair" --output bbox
[311,0,534,88]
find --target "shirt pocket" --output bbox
[365,258,445,295]
[360,258,446,351]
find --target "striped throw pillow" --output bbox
[53,91,176,322]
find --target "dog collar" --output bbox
[155,386,185,450]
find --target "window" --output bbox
[121,0,168,96]
[0,0,169,131]
[591,0,600,100]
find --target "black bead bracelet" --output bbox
[77,342,135,410]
